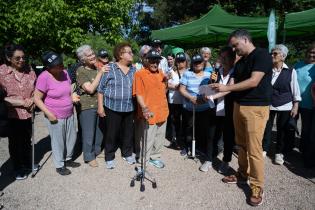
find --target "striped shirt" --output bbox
[98,63,135,112]
[180,70,211,111]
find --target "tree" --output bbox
[0,0,135,58]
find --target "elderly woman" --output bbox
[34,51,80,176]
[135,45,151,71]
[200,47,213,73]
[262,44,301,165]
[0,44,36,180]
[166,52,188,150]
[295,42,315,168]
[179,54,216,172]
[97,42,136,169]
[75,45,107,167]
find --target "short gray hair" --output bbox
[200,47,211,54]
[76,44,93,62]
[272,44,289,59]
[139,45,151,57]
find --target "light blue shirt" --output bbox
[180,70,211,111]
[295,61,315,109]
[204,66,213,73]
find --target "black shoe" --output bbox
[56,167,71,176]
[65,160,81,168]
[15,170,28,180]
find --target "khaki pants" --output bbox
[233,103,269,188]
[136,119,166,162]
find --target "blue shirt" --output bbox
[180,70,211,111]
[295,61,315,109]
[204,66,213,73]
[98,63,135,112]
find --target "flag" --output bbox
[267,9,276,52]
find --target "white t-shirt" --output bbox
[159,56,169,74]
[216,67,234,116]
[168,69,185,104]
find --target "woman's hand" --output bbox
[23,98,34,109]
[189,96,197,105]
[72,93,80,103]
[100,64,110,73]
[291,104,298,117]
[97,106,106,117]
[46,112,57,123]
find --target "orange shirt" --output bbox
[133,67,169,125]
[95,60,104,70]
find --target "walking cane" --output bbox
[192,104,196,158]
[31,111,36,178]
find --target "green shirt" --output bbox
[76,66,98,111]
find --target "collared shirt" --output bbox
[0,64,36,119]
[98,63,135,112]
[216,67,234,116]
[270,63,301,111]
[133,67,169,125]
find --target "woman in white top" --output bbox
[166,52,188,149]
[262,44,301,165]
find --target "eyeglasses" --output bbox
[122,51,133,55]
[270,52,280,56]
[13,56,26,61]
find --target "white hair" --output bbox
[139,45,151,57]
[273,44,289,59]
[76,44,93,62]
[200,47,211,54]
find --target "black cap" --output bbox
[42,51,63,68]
[146,49,162,60]
[191,54,204,63]
[98,49,108,58]
[175,52,186,62]
[152,39,162,47]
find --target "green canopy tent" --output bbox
[151,5,270,49]
[281,7,315,40]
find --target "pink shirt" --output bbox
[0,64,36,119]
[36,70,73,119]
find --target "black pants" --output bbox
[8,118,32,171]
[166,103,184,145]
[262,110,295,154]
[300,108,315,167]
[104,107,134,161]
[182,108,216,161]
[212,116,235,162]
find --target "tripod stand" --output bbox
[130,120,157,192]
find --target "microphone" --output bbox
[211,62,221,83]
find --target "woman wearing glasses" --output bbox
[97,42,136,169]
[0,44,36,180]
[262,44,301,165]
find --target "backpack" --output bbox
[0,85,8,137]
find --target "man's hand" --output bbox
[47,113,57,123]
[209,83,229,92]
[97,106,106,117]
[291,104,298,117]
[189,96,197,105]
[142,107,153,120]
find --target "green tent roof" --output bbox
[151,5,269,48]
[284,7,315,37]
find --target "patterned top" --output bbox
[98,63,135,112]
[0,64,36,119]
[76,66,99,111]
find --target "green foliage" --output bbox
[0,0,135,58]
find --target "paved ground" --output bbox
[0,112,315,210]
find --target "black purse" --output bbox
[0,85,8,137]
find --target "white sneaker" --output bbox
[218,162,230,174]
[199,161,212,172]
[263,151,267,158]
[274,153,284,165]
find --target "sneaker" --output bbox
[274,153,284,165]
[25,164,40,172]
[56,167,71,176]
[106,160,115,169]
[180,148,187,156]
[199,161,212,172]
[222,172,248,184]
[15,170,27,180]
[218,162,230,174]
[88,159,98,167]
[149,159,165,168]
[249,185,264,206]
[65,160,81,168]
[123,156,136,165]
[263,151,267,158]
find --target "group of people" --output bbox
[0,29,315,207]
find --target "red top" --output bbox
[0,64,36,119]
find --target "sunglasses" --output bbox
[13,56,26,61]
[148,59,160,64]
